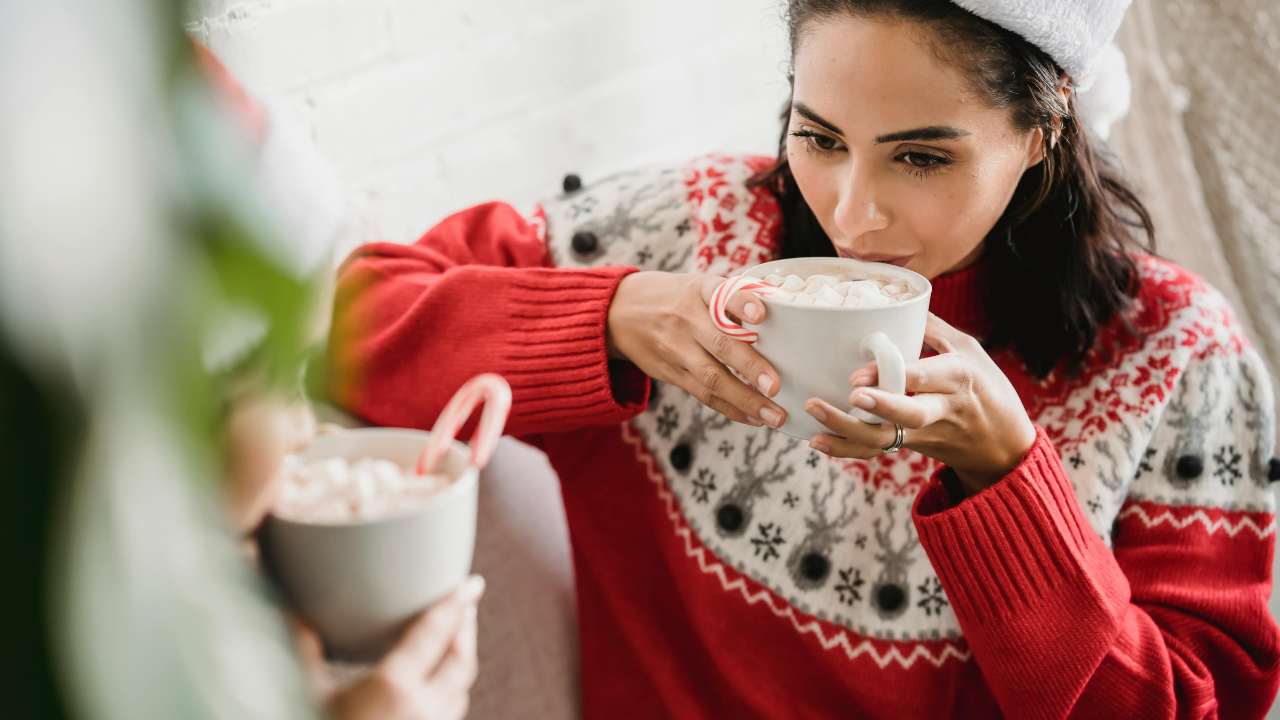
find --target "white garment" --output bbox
[951,0,1131,90]
[1076,42,1132,140]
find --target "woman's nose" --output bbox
[832,165,890,240]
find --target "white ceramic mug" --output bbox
[259,374,509,662]
[738,258,932,440]
[258,428,479,662]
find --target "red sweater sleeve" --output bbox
[913,427,1280,719]
[328,201,649,436]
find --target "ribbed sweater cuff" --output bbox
[501,265,649,429]
[912,427,1131,716]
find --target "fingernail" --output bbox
[759,407,784,428]
[465,605,478,619]
[745,415,764,427]
[756,374,775,395]
[850,376,873,387]
[810,440,829,454]
[805,403,827,422]
[852,393,875,410]
[743,302,763,323]
[461,575,486,602]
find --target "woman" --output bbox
[328,0,1280,716]
[223,397,483,720]
[200,48,486,720]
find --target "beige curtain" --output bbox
[1109,0,1280,445]
[1153,0,1280,368]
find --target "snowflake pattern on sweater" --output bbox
[537,153,1276,665]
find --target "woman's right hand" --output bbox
[299,576,486,720]
[606,271,786,428]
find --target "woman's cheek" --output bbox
[906,178,987,276]
[968,148,1032,230]
[787,148,838,223]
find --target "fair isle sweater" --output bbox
[329,154,1280,719]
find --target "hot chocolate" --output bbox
[274,455,451,523]
[760,272,917,308]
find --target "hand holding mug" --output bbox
[803,314,1037,496]
[728,258,932,439]
[295,576,486,720]
[607,271,787,428]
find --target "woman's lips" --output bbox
[836,249,914,267]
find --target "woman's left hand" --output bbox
[804,313,1037,497]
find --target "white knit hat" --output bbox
[950,0,1131,90]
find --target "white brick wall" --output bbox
[186,0,791,256]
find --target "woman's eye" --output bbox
[812,134,838,151]
[895,150,951,175]
[904,152,939,167]
[789,129,842,154]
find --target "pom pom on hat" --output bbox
[1075,42,1131,139]
[950,0,1131,90]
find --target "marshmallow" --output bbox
[751,271,916,308]
[801,275,840,294]
[779,274,806,292]
[275,456,451,523]
[814,284,845,306]
[859,292,893,307]
[843,280,882,299]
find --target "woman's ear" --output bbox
[1025,78,1073,170]
[1048,81,1073,150]
[1024,127,1048,171]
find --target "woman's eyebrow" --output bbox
[792,102,844,136]
[875,126,971,143]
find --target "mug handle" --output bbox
[414,373,513,475]
[848,332,904,425]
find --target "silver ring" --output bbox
[882,424,905,454]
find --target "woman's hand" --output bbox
[607,271,786,428]
[225,394,316,535]
[295,576,485,720]
[803,314,1036,497]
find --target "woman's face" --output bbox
[787,16,1045,279]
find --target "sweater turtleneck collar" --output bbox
[926,260,987,338]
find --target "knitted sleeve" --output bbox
[327,201,648,436]
[913,298,1280,717]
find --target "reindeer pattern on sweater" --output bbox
[534,154,1276,664]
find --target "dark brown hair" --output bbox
[750,0,1155,378]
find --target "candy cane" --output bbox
[708,274,776,344]
[414,373,513,476]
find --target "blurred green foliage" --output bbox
[0,12,320,717]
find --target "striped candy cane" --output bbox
[708,274,777,344]
[414,373,513,476]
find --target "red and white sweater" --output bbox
[329,154,1280,719]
